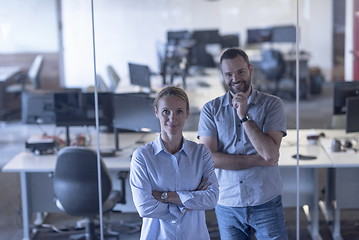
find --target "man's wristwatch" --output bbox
[160,192,169,202]
[240,113,252,124]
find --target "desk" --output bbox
[280,130,333,240]
[319,132,359,240]
[3,130,356,240]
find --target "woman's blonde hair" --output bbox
[153,86,189,112]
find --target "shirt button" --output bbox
[240,181,243,183]
[171,220,176,224]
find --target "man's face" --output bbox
[221,56,253,94]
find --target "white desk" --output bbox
[4,129,356,240]
[319,132,359,240]
[279,129,333,240]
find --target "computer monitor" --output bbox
[167,30,190,44]
[333,81,359,115]
[246,28,272,45]
[192,29,220,44]
[112,93,160,133]
[346,96,359,133]
[54,92,113,127]
[113,93,160,150]
[271,25,296,43]
[220,34,240,49]
[191,29,220,67]
[21,91,55,124]
[128,63,151,90]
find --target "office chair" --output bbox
[6,55,44,93]
[53,147,121,240]
[259,49,286,96]
[96,74,110,92]
[158,42,188,88]
[86,74,110,93]
[106,65,121,92]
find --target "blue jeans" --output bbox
[215,195,288,240]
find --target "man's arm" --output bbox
[199,135,276,170]
[241,121,283,164]
[231,91,283,166]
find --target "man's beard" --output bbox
[229,76,251,94]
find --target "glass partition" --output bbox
[87,1,304,239]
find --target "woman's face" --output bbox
[155,95,189,136]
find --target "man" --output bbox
[198,48,288,240]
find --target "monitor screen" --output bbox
[128,63,151,89]
[112,93,160,132]
[346,96,359,133]
[167,30,190,43]
[247,28,272,44]
[271,25,296,43]
[54,92,113,127]
[21,91,55,124]
[220,34,240,49]
[192,29,220,44]
[333,81,359,115]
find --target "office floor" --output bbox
[1,68,359,240]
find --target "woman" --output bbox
[130,86,219,240]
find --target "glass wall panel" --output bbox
[87,1,303,239]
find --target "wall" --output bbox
[0,0,334,89]
[61,0,334,88]
[0,0,58,53]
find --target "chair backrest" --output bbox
[106,65,121,92]
[96,74,110,92]
[53,147,112,216]
[260,49,286,81]
[28,55,44,89]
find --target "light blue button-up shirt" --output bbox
[130,135,219,240]
[198,89,287,207]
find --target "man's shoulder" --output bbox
[255,89,283,104]
[203,93,227,107]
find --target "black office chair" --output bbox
[106,65,121,92]
[6,55,44,93]
[53,147,121,240]
[260,49,286,96]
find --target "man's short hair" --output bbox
[220,48,250,67]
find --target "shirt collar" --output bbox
[153,135,188,156]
